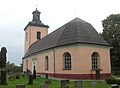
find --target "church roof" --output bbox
[24,17,109,58]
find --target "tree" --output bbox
[0,47,7,85]
[6,62,23,74]
[102,14,120,75]
[6,62,15,74]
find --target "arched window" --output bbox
[36,31,41,39]
[91,52,99,69]
[63,52,71,70]
[45,56,49,70]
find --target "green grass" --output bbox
[0,76,111,88]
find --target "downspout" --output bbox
[52,48,55,77]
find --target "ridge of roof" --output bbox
[71,17,89,23]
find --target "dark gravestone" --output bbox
[61,80,69,88]
[40,84,48,88]
[16,84,26,88]
[28,74,33,85]
[74,81,82,88]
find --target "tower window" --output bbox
[37,32,41,39]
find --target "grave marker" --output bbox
[61,80,69,88]
[40,84,48,88]
[91,82,96,87]
[74,80,82,88]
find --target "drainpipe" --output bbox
[52,48,55,77]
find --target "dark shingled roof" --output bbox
[24,17,109,58]
[24,22,49,30]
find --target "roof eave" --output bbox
[24,22,49,31]
[23,42,109,59]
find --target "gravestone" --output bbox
[74,80,82,88]
[45,80,51,85]
[101,80,106,85]
[40,84,48,88]
[91,82,96,87]
[9,73,15,80]
[16,84,26,88]
[61,80,69,88]
[28,74,33,85]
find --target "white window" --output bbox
[91,52,99,69]
[63,52,71,70]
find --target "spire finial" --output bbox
[36,4,37,9]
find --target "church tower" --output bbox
[24,8,49,53]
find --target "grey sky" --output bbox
[0,0,120,65]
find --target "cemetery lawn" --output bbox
[0,76,111,88]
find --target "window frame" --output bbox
[91,52,99,70]
[36,31,41,39]
[63,52,71,70]
[45,56,49,70]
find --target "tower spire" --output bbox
[32,8,41,23]
[36,4,37,9]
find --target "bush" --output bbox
[106,77,120,85]
[15,73,20,79]
[9,74,15,80]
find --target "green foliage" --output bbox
[0,47,7,68]
[6,61,22,75]
[0,71,7,85]
[0,47,7,85]
[106,77,120,85]
[101,14,120,75]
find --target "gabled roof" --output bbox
[23,17,109,58]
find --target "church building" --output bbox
[22,8,111,79]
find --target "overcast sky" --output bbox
[0,0,120,65]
